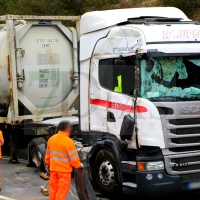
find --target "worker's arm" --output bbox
[45,142,50,166]
[67,140,81,168]
[0,131,4,146]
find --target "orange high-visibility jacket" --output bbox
[45,131,81,172]
[0,131,4,158]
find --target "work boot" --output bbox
[9,152,19,164]
[12,159,19,164]
[8,158,19,164]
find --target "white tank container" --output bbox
[0,22,74,109]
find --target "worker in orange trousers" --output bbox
[45,121,83,200]
[0,130,4,191]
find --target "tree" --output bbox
[60,0,119,15]
[159,0,200,17]
[60,0,85,15]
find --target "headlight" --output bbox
[137,161,164,171]
[145,161,164,171]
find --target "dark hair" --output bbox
[57,121,71,132]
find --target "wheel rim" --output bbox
[31,147,42,167]
[99,160,115,188]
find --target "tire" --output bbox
[28,137,46,171]
[95,149,121,198]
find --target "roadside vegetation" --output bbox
[0,0,199,21]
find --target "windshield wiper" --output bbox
[148,96,188,101]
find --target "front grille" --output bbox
[165,117,200,175]
[165,118,200,174]
[172,164,200,171]
[169,146,200,153]
[165,153,200,175]
[172,156,200,163]
[169,118,200,125]
[154,102,200,176]
[171,127,200,135]
[164,117,200,152]
[180,173,200,181]
[171,137,200,144]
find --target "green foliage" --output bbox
[60,0,86,15]
[61,0,119,14]
[0,0,119,16]
[159,0,200,17]
[0,0,65,15]
[18,0,63,15]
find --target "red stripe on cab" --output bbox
[90,98,148,113]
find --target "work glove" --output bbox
[80,163,84,168]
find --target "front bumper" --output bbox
[136,170,200,196]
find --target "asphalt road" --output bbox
[0,159,77,200]
[1,158,200,200]
[1,147,200,200]
[0,158,112,200]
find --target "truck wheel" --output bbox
[28,137,46,171]
[95,149,121,197]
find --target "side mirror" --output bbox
[120,114,135,140]
[146,57,154,72]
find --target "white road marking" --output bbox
[0,195,16,200]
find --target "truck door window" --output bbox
[99,57,135,95]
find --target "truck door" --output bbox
[107,92,133,137]
[106,57,135,137]
[90,56,137,138]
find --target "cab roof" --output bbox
[80,7,189,34]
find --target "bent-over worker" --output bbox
[45,121,82,200]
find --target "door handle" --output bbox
[107,111,116,122]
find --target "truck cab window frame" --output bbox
[99,57,136,96]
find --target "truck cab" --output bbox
[79,7,200,196]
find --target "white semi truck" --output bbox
[1,7,200,196]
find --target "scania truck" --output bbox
[1,7,200,196]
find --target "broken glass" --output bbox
[140,57,200,100]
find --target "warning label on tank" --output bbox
[39,68,60,88]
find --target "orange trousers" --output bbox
[49,171,71,200]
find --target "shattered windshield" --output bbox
[140,56,200,101]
